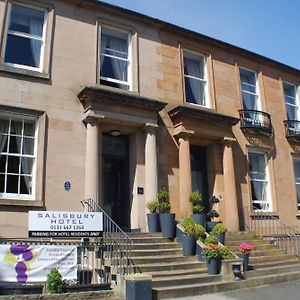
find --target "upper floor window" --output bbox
[239,68,260,111]
[3,3,47,72]
[248,151,272,211]
[293,158,300,211]
[100,27,131,90]
[183,51,208,106]
[0,115,37,199]
[284,82,299,121]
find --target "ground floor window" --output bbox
[293,158,300,211]
[0,114,37,199]
[248,151,271,211]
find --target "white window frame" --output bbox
[0,113,38,200]
[99,26,132,90]
[183,50,209,107]
[3,1,48,73]
[283,81,299,121]
[248,151,272,212]
[239,67,261,111]
[293,157,300,211]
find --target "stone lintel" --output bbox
[221,136,237,146]
[173,124,194,139]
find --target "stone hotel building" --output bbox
[0,0,300,238]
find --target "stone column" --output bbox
[84,116,101,204]
[145,124,158,204]
[178,134,192,219]
[222,137,239,232]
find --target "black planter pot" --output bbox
[206,221,219,232]
[181,234,196,256]
[242,253,250,272]
[147,213,160,232]
[159,213,176,238]
[0,284,43,295]
[191,213,206,228]
[206,257,222,275]
[215,233,226,245]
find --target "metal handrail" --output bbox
[81,198,133,275]
[243,206,300,258]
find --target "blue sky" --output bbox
[101,0,300,70]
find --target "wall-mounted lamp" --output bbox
[109,130,121,137]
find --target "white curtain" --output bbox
[29,17,42,67]
[109,36,127,83]
[0,120,8,153]
[12,120,32,193]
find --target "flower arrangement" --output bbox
[238,242,253,254]
[203,243,222,258]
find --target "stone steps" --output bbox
[131,254,195,264]
[132,242,181,250]
[131,248,183,257]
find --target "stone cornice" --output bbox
[167,105,240,126]
[78,85,167,112]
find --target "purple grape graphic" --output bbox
[22,250,33,261]
[10,244,32,283]
[10,244,29,255]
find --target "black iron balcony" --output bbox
[283,120,300,142]
[238,109,273,136]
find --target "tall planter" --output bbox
[206,257,222,275]
[215,233,225,245]
[159,213,176,238]
[191,213,206,228]
[181,234,196,256]
[206,221,219,233]
[147,213,160,232]
[242,253,250,272]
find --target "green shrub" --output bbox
[180,217,195,236]
[189,191,202,205]
[192,204,204,214]
[211,223,227,235]
[46,268,63,294]
[147,199,159,213]
[159,201,171,213]
[157,187,169,204]
[220,246,235,260]
[194,224,206,241]
[204,235,218,245]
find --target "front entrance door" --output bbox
[102,135,130,230]
[190,146,209,213]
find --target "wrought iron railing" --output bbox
[243,206,300,258]
[81,198,133,276]
[238,109,272,136]
[283,120,300,142]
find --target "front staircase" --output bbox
[123,231,300,299]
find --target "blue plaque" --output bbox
[64,181,71,191]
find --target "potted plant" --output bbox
[202,243,222,275]
[211,223,228,245]
[158,188,176,238]
[206,209,220,232]
[180,217,197,256]
[189,191,205,227]
[46,268,63,294]
[238,242,253,272]
[194,223,206,260]
[146,199,160,232]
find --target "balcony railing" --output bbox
[283,120,300,142]
[238,109,272,136]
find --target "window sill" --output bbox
[0,199,44,207]
[0,64,50,80]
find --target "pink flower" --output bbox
[238,242,253,254]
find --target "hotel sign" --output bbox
[28,211,103,238]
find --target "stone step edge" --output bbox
[133,261,204,268]
[152,273,221,282]
[152,269,300,293]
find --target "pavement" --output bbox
[167,279,300,300]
